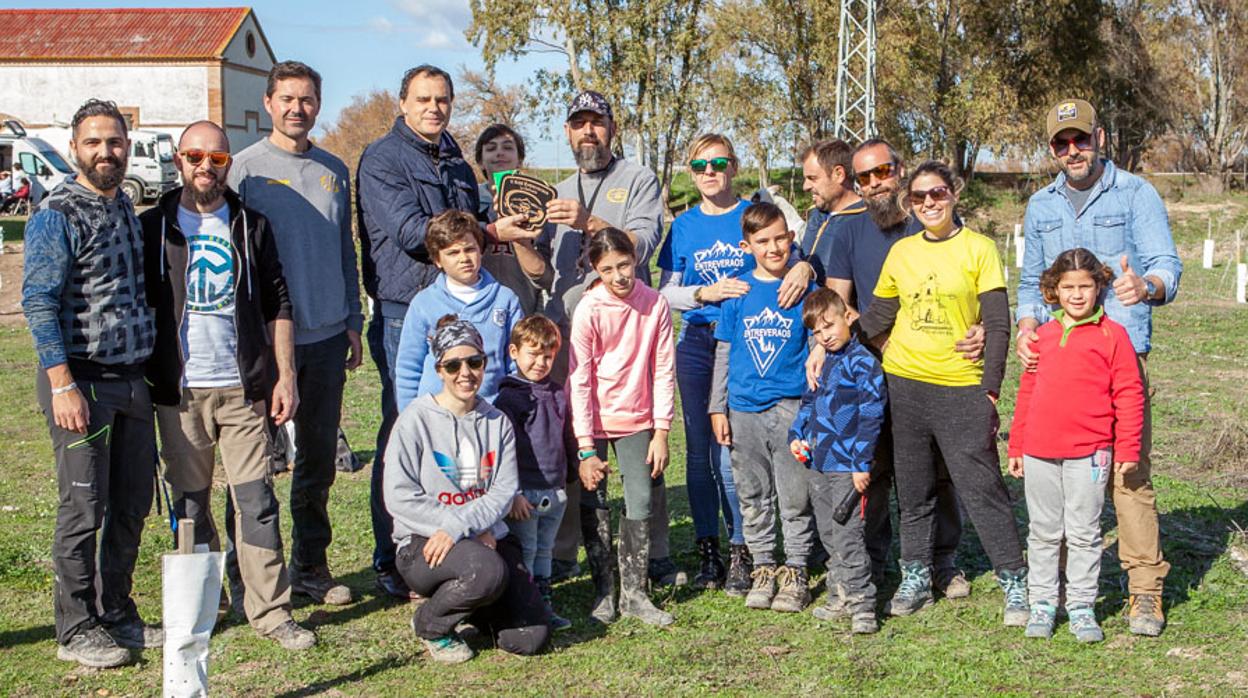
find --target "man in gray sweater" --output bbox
[228,61,364,606]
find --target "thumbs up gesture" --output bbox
[1113,255,1148,306]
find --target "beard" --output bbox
[190,174,226,205]
[863,189,907,230]
[1060,151,1099,185]
[573,141,613,172]
[77,153,126,192]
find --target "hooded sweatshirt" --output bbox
[568,280,675,444]
[394,270,524,409]
[383,393,518,546]
[493,374,578,489]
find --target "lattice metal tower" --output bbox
[834,0,877,142]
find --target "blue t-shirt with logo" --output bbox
[714,273,811,412]
[657,200,754,326]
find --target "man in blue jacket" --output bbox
[356,64,534,599]
[1017,99,1181,637]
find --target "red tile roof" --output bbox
[0,7,252,61]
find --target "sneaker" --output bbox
[1068,604,1104,643]
[885,560,934,616]
[934,567,972,599]
[811,595,849,622]
[291,565,353,605]
[57,627,130,668]
[104,619,163,649]
[770,565,811,613]
[1127,593,1165,637]
[1025,601,1057,639]
[648,557,688,587]
[535,576,573,633]
[851,612,879,635]
[549,559,581,584]
[745,564,777,610]
[995,567,1030,627]
[421,633,474,664]
[376,571,418,600]
[724,545,753,597]
[265,619,317,650]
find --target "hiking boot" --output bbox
[536,576,573,632]
[57,627,130,668]
[725,544,753,597]
[265,619,317,650]
[1068,603,1104,643]
[995,567,1030,627]
[648,556,687,588]
[1025,601,1057,639]
[104,619,163,649]
[421,633,474,663]
[581,505,617,624]
[291,565,353,605]
[851,612,879,635]
[745,564,778,610]
[811,583,849,621]
[1127,593,1165,637]
[619,518,675,626]
[885,560,934,616]
[376,570,418,600]
[692,537,726,590]
[549,559,581,584]
[934,567,972,599]
[770,565,811,613]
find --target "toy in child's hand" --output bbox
[789,439,812,464]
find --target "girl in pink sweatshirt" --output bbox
[569,227,676,627]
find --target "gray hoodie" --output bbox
[383,393,518,547]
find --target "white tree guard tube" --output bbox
[163,550,223,698]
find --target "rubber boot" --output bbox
[618,518,675,627]
[580,505,617,624]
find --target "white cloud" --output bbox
[391,0,473,49]
[368,16,396,34]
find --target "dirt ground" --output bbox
[0,243,23,326]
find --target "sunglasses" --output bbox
[180,149,231,168]
[854,162,897,187]
[690,157,731,173]
[1049,133,1094,157]
[438,354,486,374]
[908,186,953,206]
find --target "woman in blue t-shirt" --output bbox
[657,133,754,594]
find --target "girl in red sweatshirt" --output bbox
[1007,247,1145,643]
[569,228,676,627]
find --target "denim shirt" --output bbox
[1018,159,1181,354]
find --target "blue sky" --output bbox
[2,0,573,165]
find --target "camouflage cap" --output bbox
[566,91,613,122]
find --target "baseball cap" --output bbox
[1046,99,1097,139]
[566,91,613,122]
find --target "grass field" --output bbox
[1,190,1247,696]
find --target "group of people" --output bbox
[22,50,1180,671]
[1,165,31,213]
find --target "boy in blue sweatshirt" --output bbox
[709,202,817,614]
[495,315,579,632]
[395,210,524,409]
[789,289,887,634]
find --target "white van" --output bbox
[0,120,75,205]
[28,125,178,203]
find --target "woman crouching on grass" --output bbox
[384,316,549,663]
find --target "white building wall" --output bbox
[222,67,271,153]
[0,64,209,128]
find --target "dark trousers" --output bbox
[396,534,549,656]
[887,374,1025,573]
[288,332,349,571]
[38,371,155,644]
[367,312,404,574]
[809,470,876,614]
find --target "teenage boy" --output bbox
[709,202,817,613]
[394,209,524,409]
[789,289,887,634]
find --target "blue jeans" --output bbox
[368,309,405,573]
[505,487,568,578]
[676,322,744,545]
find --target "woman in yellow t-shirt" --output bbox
[859,160,1028,627]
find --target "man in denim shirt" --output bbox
[1016,98,1181,638]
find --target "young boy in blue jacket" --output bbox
[395,210,524,409]
[789,289,887,634]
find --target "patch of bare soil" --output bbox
[0,243,24,326]
[1168,200,1243,216]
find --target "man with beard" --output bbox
[1017,99,1180,637]
[540,91,686,590]
[798,139,866,275]
[23,99,161,668]
[229,61,363,607]
[138,121,315,650]
[804,138,980,614]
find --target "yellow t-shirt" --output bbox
[873,227,1006,386]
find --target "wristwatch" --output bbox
[1144,277,1158,301]
[693,286,705,305]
